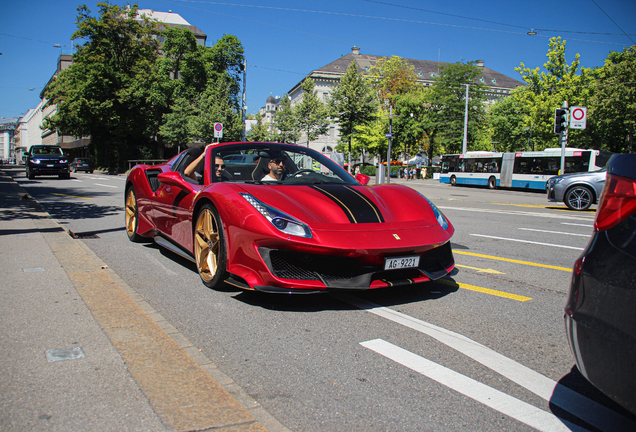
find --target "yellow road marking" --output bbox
[439,279,532,302]
[455,250,572,272]
[492,202,596,212]
[51,193,92,199]
[455,264,505,274]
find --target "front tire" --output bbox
[450,175,457,186]
[488,176,496,189]
[565,185,593,211]
[194,204,228,288]
[125,186,143,241]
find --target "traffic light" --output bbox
[554,108,569,134]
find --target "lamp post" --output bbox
[462,84,469,154]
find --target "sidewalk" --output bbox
[0,167,281,432]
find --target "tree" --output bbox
[515,37,596,150]
[589,45,636,153]
[366,56,418,110]
[351,111,390,162]
[246,115,271,141]
[295,77,330,147]
[427,62,489,154]
[44,2,160,170]
[329,62,378,170]
[271,95,301,143]
[487,90,530,152]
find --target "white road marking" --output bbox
[71,179,82,183]
[361,339,577,432]
[334,294,635,432]
[518,228,590,237]
[562,223,594,228]
[470,234,585,251]
[438,206,594,222]
[94,183,118,189]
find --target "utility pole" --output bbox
[386,106,393,183]
[462,84,469,154]
[241,58,247,141]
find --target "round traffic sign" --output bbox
[214,123,223,131]
[572,108,585,121]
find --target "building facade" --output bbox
[287,47,526,153]
[0,118,18,163]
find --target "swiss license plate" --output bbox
[46,164,54,167]
[384,255,420,270]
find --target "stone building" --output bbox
[287,46,525,153]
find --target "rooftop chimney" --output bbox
[351,46,360,55]
[475,60,484,67]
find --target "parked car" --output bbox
[546,168,607,210]
[564,153,636,415]
[70,157,94,173]
[125,142,456,293]
[25,145,70,179]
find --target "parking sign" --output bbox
[569,107,587,130]
[214,122,223,138]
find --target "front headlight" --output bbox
[60,159,68,164]
[551,178,565,185]
[32,159,41,164]
[241,193,312,238]
[422,195,449,230]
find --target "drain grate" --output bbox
[68,230,100,239]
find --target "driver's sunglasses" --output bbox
[215,164,226,169]
[270,159,285,164]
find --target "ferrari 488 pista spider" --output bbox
[125,142,455,293]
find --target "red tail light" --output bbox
[594,173,636,231]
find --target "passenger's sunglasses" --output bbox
[215,164,226,169]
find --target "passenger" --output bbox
[185,143,227,182]
[261,156,286,181]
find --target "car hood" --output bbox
[549,169,606,182]
[31,155,67,161]
[234,183,443,228]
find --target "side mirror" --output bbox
[157,171,194,190]
[356,173,370,186]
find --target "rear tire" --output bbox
[565,185,593,211]
[194,204,228,289]
[125,186,143,242]
[488,176,496,189]
[450,175,457,186]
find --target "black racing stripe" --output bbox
[312,185,384,223]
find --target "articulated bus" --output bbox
[439,148,613,190]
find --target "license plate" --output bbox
[384,255,420,270]
[46,164,54,167]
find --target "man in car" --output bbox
[185,144,226,182]
[261,156,286,181]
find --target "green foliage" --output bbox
[43,2,245,170]
[366,56,418,109]
[246,115,271,141]
[514,37,596,150]
[589,45,636,153]
[486,91,530,152]
[271,94,301,143]
[329,62,377,166]
[295,77,331,146]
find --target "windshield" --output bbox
[210,143,356,185]
[32,146,63,156]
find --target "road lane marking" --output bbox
[438,279,531,301]
[361,339,575,432]
[470,234,585,251]
[439,206,594,221]
[493,203,597,212]
[518,228,590,238]
[333,294,636,432]
[453,250,572,272]
[51,193,92,199]
[454,264,505,274]
[562,222,593,228]
[94,183,118,189]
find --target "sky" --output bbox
[1,0,635,120]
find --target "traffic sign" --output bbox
[385,133,394,138]
[214,122,223,138]
[569,107,587,129]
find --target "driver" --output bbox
[261,156,286,181]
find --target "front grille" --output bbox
[266,249,365,281]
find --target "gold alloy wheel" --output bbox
[194,208,220,283]
[125,188,137,238]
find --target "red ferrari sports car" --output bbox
[125,142,455,293]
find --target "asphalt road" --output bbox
[12,171,636,432]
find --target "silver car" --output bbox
[546,168,607,211]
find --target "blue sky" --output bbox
[2,0,635,119]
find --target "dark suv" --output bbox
[70,157,94,173]
[25,145,70,179]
